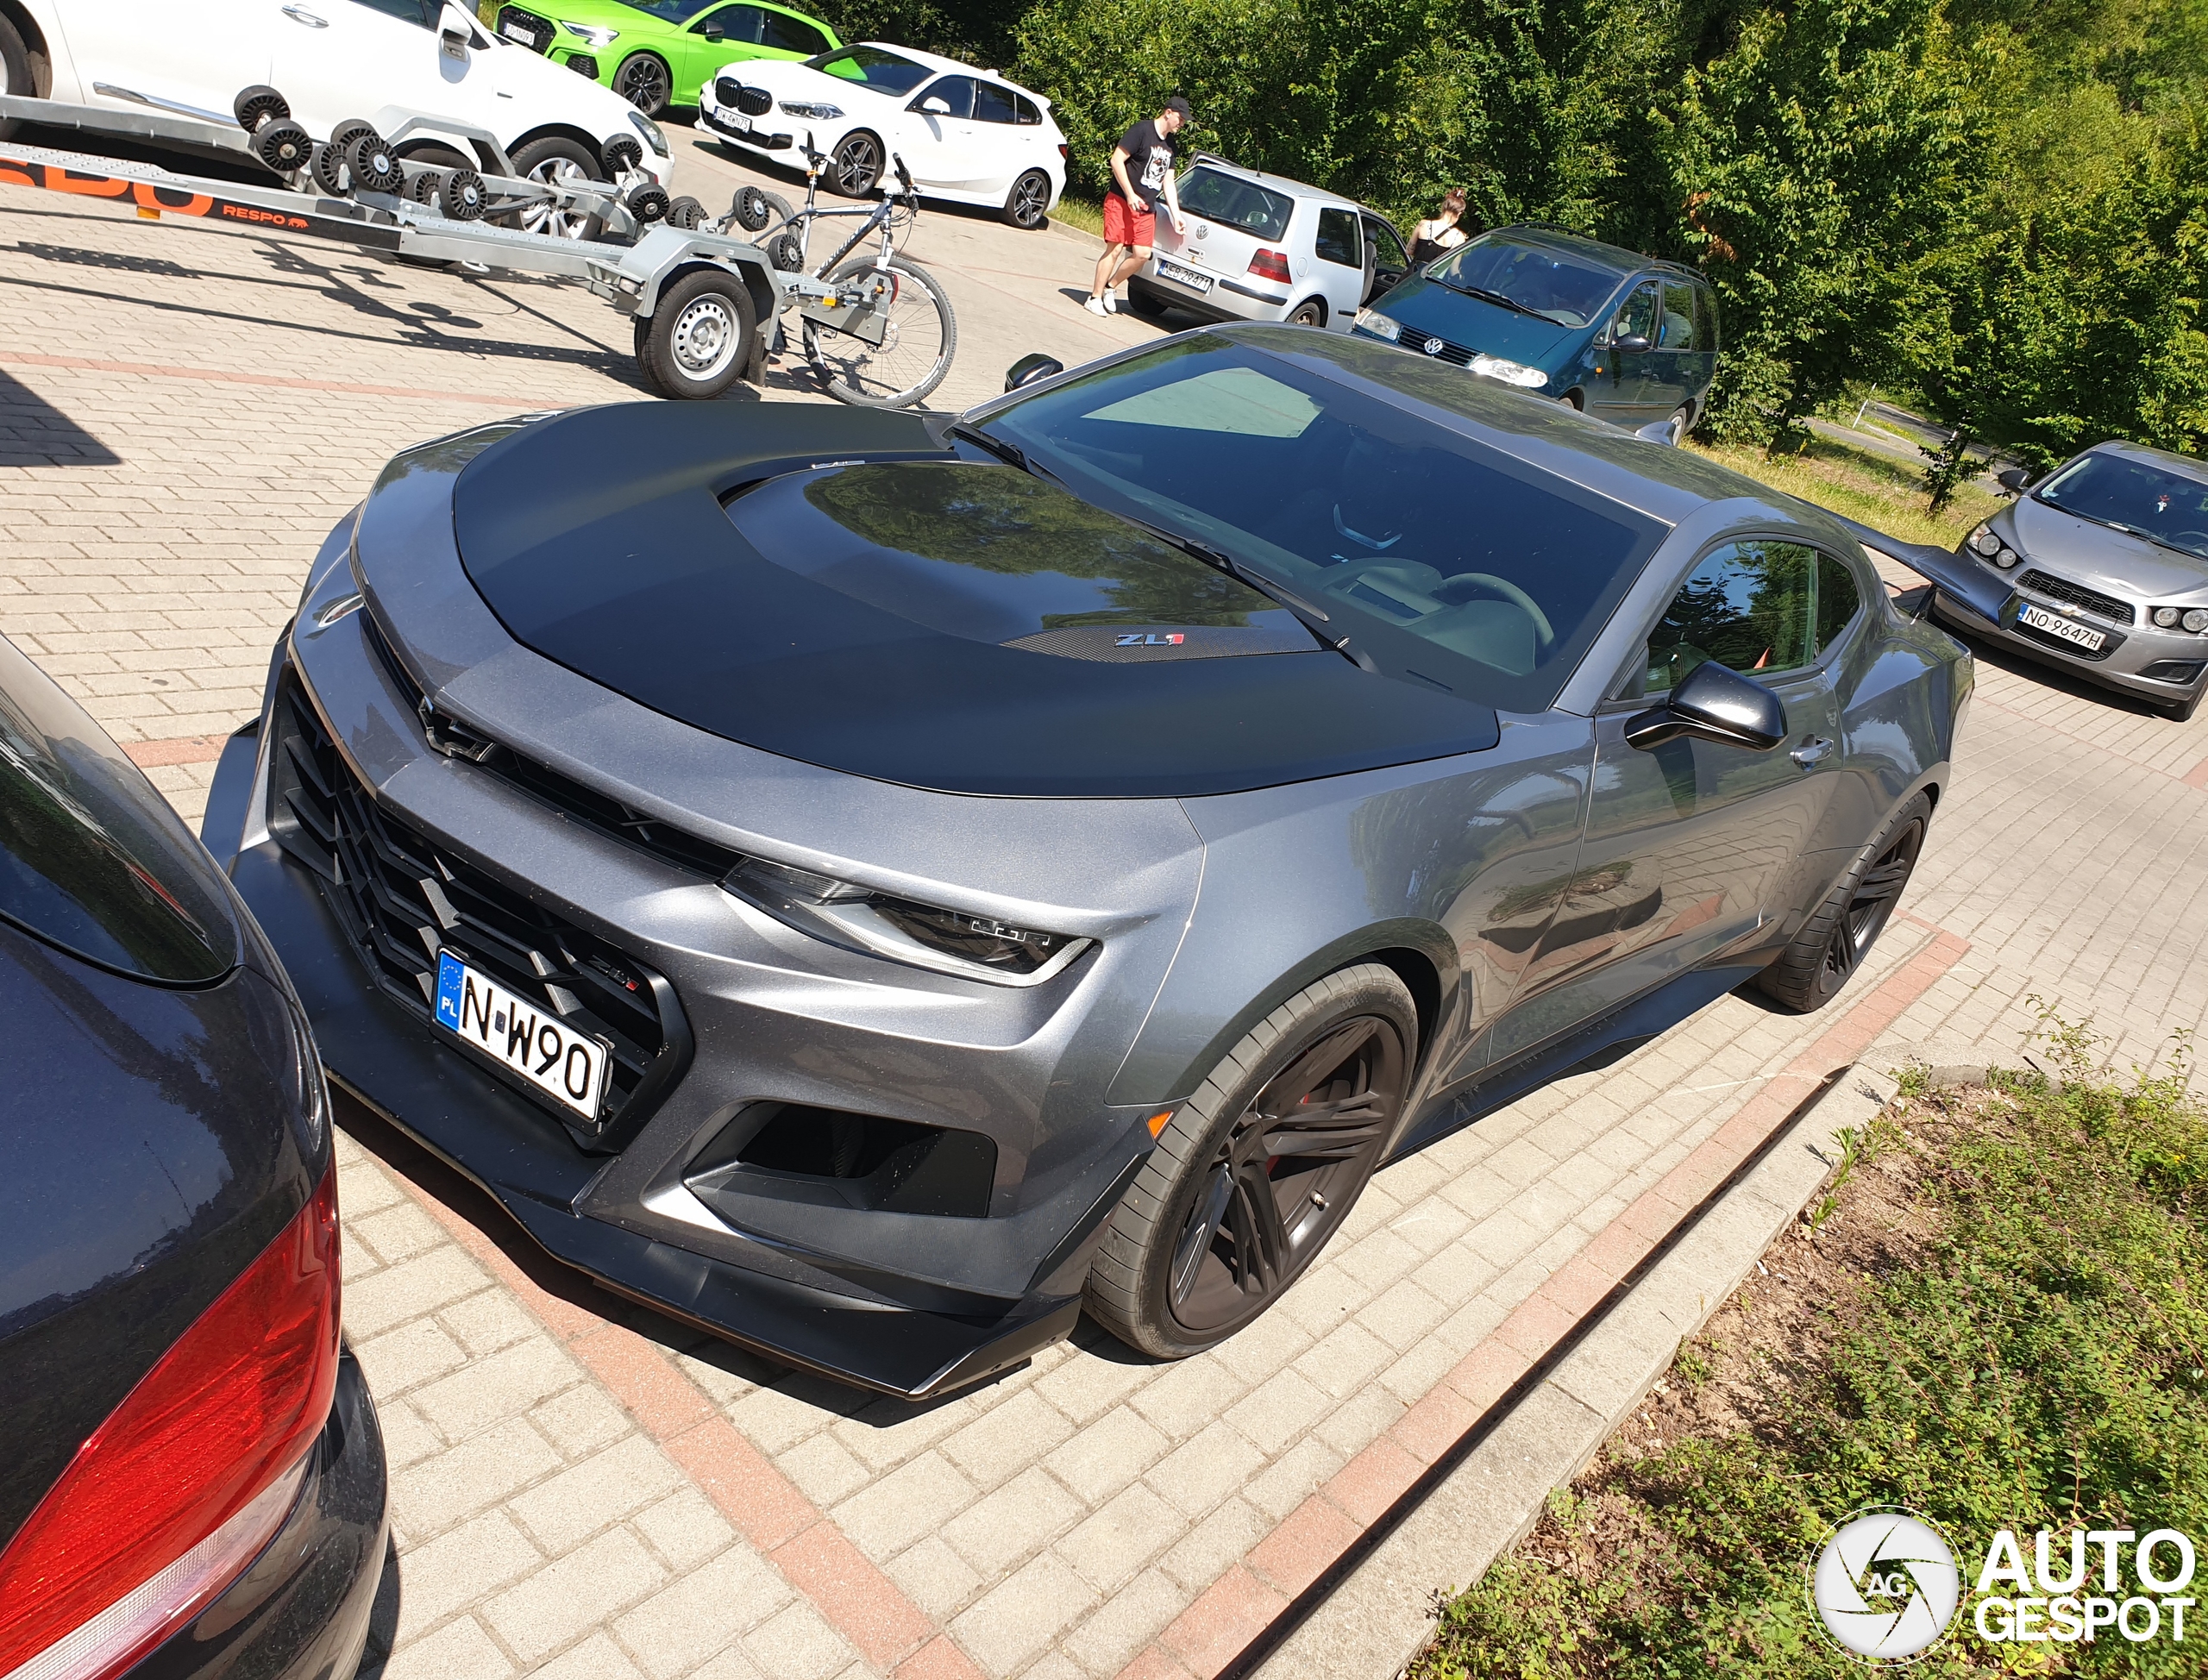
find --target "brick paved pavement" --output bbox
[7,149,2208,1680]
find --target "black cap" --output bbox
[1164,95,1192,120]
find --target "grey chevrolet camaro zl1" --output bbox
[205,326,1970,1398]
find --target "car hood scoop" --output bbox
[449,404,1497,799]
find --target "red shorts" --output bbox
[1103,191,1155,248]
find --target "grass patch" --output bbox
[1687,433,2004,550]
[1049,192,1106,239]
[1412,1020,2208,1677]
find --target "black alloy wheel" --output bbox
[1004,168,1050,229]
[1759,792,1930,1012]
[830,131,882,197]
[1085,963,1417,1358]
[614,53,671,116]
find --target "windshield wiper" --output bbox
[948,423,1030,473]
[1434,280,1551,323]
[1118,517,1358,661]
[2075,511,2208,561]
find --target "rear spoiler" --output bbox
[1827,512,2010,624]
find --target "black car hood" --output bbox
[452,404,1497,799]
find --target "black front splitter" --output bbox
[225,836,1079,1401]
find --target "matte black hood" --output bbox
[452,404,1497,798]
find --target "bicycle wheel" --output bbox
[802,254,957,409]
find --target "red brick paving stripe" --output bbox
[122,734,232,768]
[0,349,568,409]
[894,1635,994,1680]
[774,1520,941,1672]
[1112,921,1971,1680]
[662,1416,815,1553]
[2186,755,2208,790]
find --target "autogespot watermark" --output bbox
[1808,1508,2199,1664]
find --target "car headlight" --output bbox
[2155,606,2208,632]
[724,858,1091,987]
[2155,606,2181,627]
[778,99,844,120]
[2188,610,2208,634]
[1354,310,1400,342]
[561,20,617,44]
[1470,353,1548,390]
[1993,546,2019,568]
[627,108,668,156]
[1968,523,2002,558]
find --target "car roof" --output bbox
[1182,154,1400,225]
[2084,439,2208,484]
[1481,223,1703,284]
[849,40,1047,99]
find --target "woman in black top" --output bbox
[1408,187,1471,267]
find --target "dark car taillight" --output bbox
[1248,249,1291,285]
[0,1168,341,1680]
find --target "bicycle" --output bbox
[718,135,957,410]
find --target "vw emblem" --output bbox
[1194,223,1207,240]
[1421,336,1443,356]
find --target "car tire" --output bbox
[1003,168,1050,229]
[1558,390,1584,411]
[1122,283,1167,318]
[638,267,756,400]
[1084,963,1416,1359]
[829,130,882,197]
[613,52,671,117]
[1664,404,1693,447]
[1756,791,1931,1013]
[1288,297,1327,328]
[510,136,605,241]
[0,13,41,141]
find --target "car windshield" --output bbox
[617,0,717,21]
[1427,236,1627,328]
[0,635,237,984]
[978,338,1666,711]
[806,45,931,94]
[1177,168,1293,241]
[2034,453,2208,562]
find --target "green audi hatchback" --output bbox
[479,0,840,115]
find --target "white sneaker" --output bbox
[1082,294,1109,317]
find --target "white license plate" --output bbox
[499,21,536,43]
[434,950,611,1119]
[2017,601,2106,652]
[1157,258,1212,293]
[717,110,752,135]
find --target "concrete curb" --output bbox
[1873,1036,2001,1090]
[1250,1060,1903,1680]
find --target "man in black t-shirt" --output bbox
[1086,96,1190,317]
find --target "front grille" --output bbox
[494,4,554,51]
[733,83,774,118]
[2019,568,2133,624]
[1403,330,1474,367]
[361,610,743,880]
[268,671,691,1144]
[713,75,744,108]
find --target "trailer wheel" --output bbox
[253,120,313,174]
[346,131,403,195]
[233,85,290,133]
[731,184,788,233]
[439,169,486,221]
[627,182,669,223]
[639,270,756,400]
[309,141,345,195]
[600,134,643,177]
[407,166,440,205]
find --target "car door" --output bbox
[963,76,1028,198]
[1590,278,1659,426]
[55,0,270,121]
[676,2,764,98]
[1309,205,1364,323]
[270,0,488,139]
[758,5,832,60]
[1648,277,1702,423]
[1481,538,1846,1064]
[904,72,981,191]
[1361,213,1409,307]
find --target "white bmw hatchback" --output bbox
[698,41,1063,228]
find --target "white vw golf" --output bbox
[699,41,1063,228]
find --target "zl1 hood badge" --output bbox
[1116,632,1186,647]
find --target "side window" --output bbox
[1612,281,1659,344]
[912,75,974,118]
[1693,285,1720,352]
[1817,554,1862,650]
[1640,541,1816,694]
[1365,216,1408,276]
[1659,279,1697,349]
[695,4,764,41]
[351,0,436,26]
[761,9,828,53]
[972,79,1017,124]
[1314,207,1362,269]
[1013,92,1043,126]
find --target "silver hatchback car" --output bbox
[1127,154,1410,333]
[1929,441,2208,720]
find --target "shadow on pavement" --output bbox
[0,367,122,466]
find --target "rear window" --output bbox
[807,45,932,95]
[1178,168,1292,241]
[0,635,238,984]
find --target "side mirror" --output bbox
[441,23,470,59]
[702,22,723,38]
[1624,659,1787,752]
[1004,354,1063,392]
[919,96,951,116]
[1613,332,1651,354]
[1997,466,2031,493]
